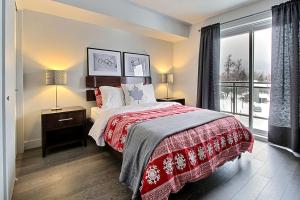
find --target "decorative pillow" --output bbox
[122,83,144,105]
[121,83,156,105]
[141,84,157,103]
[94,88,103,108]
[99,86,125,109]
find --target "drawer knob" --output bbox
[58,118,73,122]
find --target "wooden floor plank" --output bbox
[280,175,300,200]
[13,139,300,200]
[231,174,269,200]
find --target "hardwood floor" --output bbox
[13,139,300,200]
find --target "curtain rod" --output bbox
[198,9,271,32]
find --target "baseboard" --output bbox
[253,134,300,157]
[24,139,41,150]
[9,177,16,200]
[253,134,268,142]
[269,143,300,158]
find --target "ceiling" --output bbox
[16,0,262,43]
[127,0,261,24]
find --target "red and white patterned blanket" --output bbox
[103,105,254,200]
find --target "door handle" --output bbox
[6,96,9,101]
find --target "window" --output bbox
[220,20,271,137]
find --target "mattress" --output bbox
[89,102,180,146]
[90,107,102,122]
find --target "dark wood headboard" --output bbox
[86,76,152,101]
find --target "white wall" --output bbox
[21,10,174,149]
[173,0,288,106]
[173,24,201,106]
[3,0,17,199]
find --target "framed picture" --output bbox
[87,48,122,76]
[123,52,150,77]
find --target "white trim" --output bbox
[221,11,271,32]
[0,0,5,199]
[16,10,24,154]
[269,143,300,158]
[24,139,41,150]
[221,17,271,38]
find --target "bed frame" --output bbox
[85,76,152,101]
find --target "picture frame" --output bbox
[123,52,150,77]
[87,47,122,76]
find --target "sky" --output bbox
[220,28,272,76]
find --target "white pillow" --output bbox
[99,86,125,108]
[121,83,156,105]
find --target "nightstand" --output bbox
[41,106,86,157]
[156,98,185,105]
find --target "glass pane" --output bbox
[236,87,249,115]
[253,28,271,134]
[220,33,249,117]
[253,86,270,119]
[220,86,233,113]
[253,118,268,132]
[220,33,249,82]
[254,28,271,84]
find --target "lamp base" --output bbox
[164,97,173,99]
[51,107,62,111]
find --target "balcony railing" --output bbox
[219,81,271,120]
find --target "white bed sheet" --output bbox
[89,102,179,146]
[90,107,102,122]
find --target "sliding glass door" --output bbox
[220,21,271,137]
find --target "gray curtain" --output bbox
[197,23,220,111]
[269,0,300,154]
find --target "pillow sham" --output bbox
[121,83,156,105]
[100,86,125,108]
[94,88,103,108]
[141,84,156,103]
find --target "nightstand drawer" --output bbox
[42,111,84,130]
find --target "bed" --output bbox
[86,76,254,200]
[90,106,102,122]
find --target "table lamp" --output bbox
[45,70,67,110]
[161,73,174,99]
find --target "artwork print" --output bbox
[93,53,118,72]
[123,53,150,77]
[87,48,122,76]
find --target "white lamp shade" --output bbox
[46,70,67,85]
[167,73,174,84]
[161,74,167,83]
